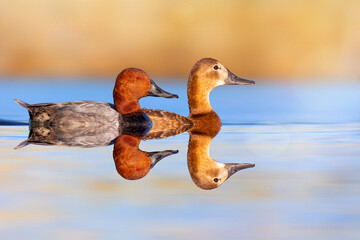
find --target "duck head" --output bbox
[187,133,255,190]
[188,58,255,116]
[113,134,178,180]
[113,68,178,114]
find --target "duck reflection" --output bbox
[16,120,254,189]
[187,130,254,190]
[113,134,177,180]
[16,123,179,180]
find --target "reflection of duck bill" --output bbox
[225,163,255,179]
[147,79,179,98]
[148,150,179,168]
[14,139,29,149]
[225,69,255,85]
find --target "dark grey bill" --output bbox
[147,79,179,98]
[225,69,255,85]
[225,163,255,179]
[148,150,179,168]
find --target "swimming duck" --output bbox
[143,58,255,137]
[113,134,178,180]
[188,131,255,190]
[14,68,178,130]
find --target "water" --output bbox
[0,79,360,239]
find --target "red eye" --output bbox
[136,76,141,80]
[136,168,141,172]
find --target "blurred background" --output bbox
[1,1,360,239]
[0,0,359,80]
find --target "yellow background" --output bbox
[0,0,359,79]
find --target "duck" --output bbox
[144,58,255,137]
[14,68,179,133]
[113,134,178,180]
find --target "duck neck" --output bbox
[113,88,142,114]
[187,75,213,116]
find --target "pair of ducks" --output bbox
[15,58,255,190]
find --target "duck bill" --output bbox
[148,150,179,168]
[225,163,255,179]
[225,69,255,85]
[147,79,178,98]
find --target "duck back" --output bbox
[142,108,193,140]
[16,100,120,127]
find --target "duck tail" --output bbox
[14,99,31,111]
[14,139,30,149]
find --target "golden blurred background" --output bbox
[0,0,359,80]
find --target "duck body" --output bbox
[187,110,221,137]
[16,99,154,132]
[15,98,192,141]
[15,100,122,128]
[142,108,193,140]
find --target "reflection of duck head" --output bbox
[187,133,255,190]
[113,134,178,180]
[113,68,178,114]
[187,58,255,137]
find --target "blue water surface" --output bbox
[1,79,359,123]
[0,79,359,240]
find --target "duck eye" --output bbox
[136,76,141,80]
[136,168,141,172]
[213,178,219,183]
[213,65,219,70]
